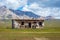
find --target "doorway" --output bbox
[39,22,42,26]
[28,23,31,28]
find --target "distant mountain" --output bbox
[0,6,20,19]
[0,6,40,19]
[0,6,59,19]
[45,16,54,20]
[1,6,56,20]
[10,9,40,18]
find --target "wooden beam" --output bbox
[12,19,14,29]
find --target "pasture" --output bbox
[0,19,60,40]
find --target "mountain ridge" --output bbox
[10,9,40,18]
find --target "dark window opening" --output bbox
[21,22,24,25]
[39,22,42,26]
[29,23,31,28]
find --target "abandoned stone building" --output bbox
[12,19,44,29]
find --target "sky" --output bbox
[0,0,60,19]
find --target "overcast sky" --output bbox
[0,0,60,19]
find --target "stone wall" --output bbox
[12,19,44,29]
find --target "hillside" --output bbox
[0,6,20,19]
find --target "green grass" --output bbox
[0,19,60,40]
[44,19,60,27]
[0,28,60,33]
[0,29,60,40]
[0,20,12,29]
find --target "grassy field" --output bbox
[0,19,60,40]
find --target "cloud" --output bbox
[0,0,27,9]
[0,0,60,19]
[22,5,31,11]
[22,3,40,11]
[43,0,60,7]
[22,2,60,19]
[28,0,60,7]
[28,3,40,9]
[0,2,4,6]
[22,3,51,17]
